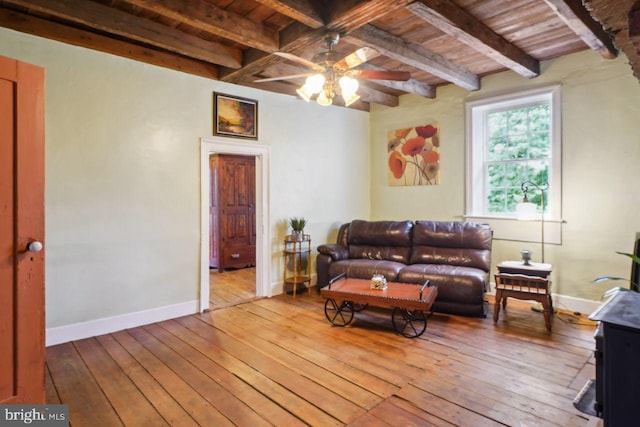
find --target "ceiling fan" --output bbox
[255,31,411,106]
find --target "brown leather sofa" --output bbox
[316,219,493,317]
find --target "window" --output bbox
[466,86,561,220]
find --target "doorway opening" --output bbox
[199,138,271,313]
[209,153,257,309]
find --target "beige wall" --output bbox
[370,50,640,302]
[0,28,370,328]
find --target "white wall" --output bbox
[370,50,640,303]
[0,28,370,330]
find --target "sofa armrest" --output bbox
[317,243,349,261]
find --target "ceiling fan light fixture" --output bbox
[339,75,358,95]
[343,92,360,107]
[306,74,325,93]
[296,74,325,102]
[296,85,313,102]
[339,75,360,106]
[316,89,332,106]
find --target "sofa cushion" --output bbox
[328,259,406,282]
[347,219,413,263]
[398,264,488,304]
[410,221,492,271]
[317,243,349,261]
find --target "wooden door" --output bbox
[0,56,45,404]
[211,154,256,270]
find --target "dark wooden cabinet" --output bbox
[209,154,256,271]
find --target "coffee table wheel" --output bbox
[324,299,354,326]
[348,302,368,312]
[391,308,427,338]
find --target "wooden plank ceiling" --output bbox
[0,0,625,111]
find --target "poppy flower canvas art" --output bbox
[387,123,440,186]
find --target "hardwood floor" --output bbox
[209,267,258,309]
[46,290,602,426]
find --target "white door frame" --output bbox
[199,137,271,312]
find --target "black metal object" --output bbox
[585,291,640,425]
[327,273,346,289]
[391,308,427,337]
[419,279,430,300]
[324,299,353,326]
[593,323,603,416]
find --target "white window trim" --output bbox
[465,85,562,243]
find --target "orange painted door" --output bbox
[0,55,45,404]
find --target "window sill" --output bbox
[464,215,562,244]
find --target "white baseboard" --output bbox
[552,293,601,316]
[46,299,200,346]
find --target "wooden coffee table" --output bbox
[320,275,438,338]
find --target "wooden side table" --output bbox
[494,261,553,331]
[283,235,311,297]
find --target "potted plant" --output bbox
[593,251,640,299]
[289,217,307,241]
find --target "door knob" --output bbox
[27,241,43,252]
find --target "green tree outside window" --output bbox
[486,104,551,215]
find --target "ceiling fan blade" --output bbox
[254,73,316,83]
[348,69,411,81]
[274,52,321,70]
[335,47,380,70]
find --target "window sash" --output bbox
[466,85,562,222]
[465,85,562,243]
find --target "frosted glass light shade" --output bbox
[306,74,325,93]
[296,74,325,102]
[296,85,313,102]
[316,90,332,106]
[339,75,359,95]
[516,201,538,220]
[343,92,360,106]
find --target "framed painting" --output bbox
[213,92,258,139]
[387,123,440,186]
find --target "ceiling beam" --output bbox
[3,0,243,69]
[542,0,617,59]
[407,0,539,79]
[124,0,279,53]
[630,6,640,38]
[325,0,413,33]
[356,85,399,107]
[253,0,324,29]
[0,8,219,80]
[348,24,480,90]
[221,23,326,83]
[631,4,640,67]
